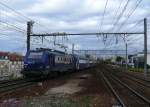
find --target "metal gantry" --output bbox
[26,18,147,78]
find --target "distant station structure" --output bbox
[74,49,126,55]
[73,49,126,60]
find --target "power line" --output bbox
[0,1,53,33]
[124,19,143,32]
[0,20,26,33]
[0,1,30,21]
[99,0,109,32]
[111,0,124,28]
[117,0,143,32]
[112,0,131,32]
[98,0,109,45]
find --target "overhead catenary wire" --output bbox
[124,19,144,32]
[111,0,131,32]
[0,1,149,54]
[0,1,30,21]
[0,1,58,52]
[0,20,26,33]
[116,0,143,32]
[99,0,109,32]
[0,1,53,33]
[109,0,123,32]
[104,0,131,48]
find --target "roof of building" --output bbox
[0,52,9,56]
[9,53,23,61]
[0,51,23,61]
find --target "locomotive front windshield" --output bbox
[28,52,43,60]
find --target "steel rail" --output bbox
[102,66,150,106]
[110,72,150,105]
[108,65,150,82]
[118,74,150,88]
[124,72,150,82]
[0,82,35,94]
[0,79,31,88]
[108,68,150,88]
[101,71,126,107]
[0,78,38,94]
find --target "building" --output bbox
[9,53,24,78]
[129,52,150,68]
[0,52,10,79]
[0,52,24,80]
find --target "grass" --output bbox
[23,96,93,107]
[61,96,92,107]
[129,68,144,72]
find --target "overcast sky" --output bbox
[0,0,150,54]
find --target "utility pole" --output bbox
[125,43,128,72]
[72,44,74,54]
[144,18,147,78]
[27,21,34,52]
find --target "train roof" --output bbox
[28,48,68,56]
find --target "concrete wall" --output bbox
[0,60,10,77]
[9,61,23,78]
[0,60,23,80]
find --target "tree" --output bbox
[116,56,123,62]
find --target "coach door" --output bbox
[49,55,54,67]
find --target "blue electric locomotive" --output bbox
[21,48,79,77]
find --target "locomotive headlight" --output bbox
[46,66,50,68]
[24,64,28,68]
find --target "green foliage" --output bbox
[116,56,123,62]
[9,74,14,79]
[129,68,144,72]
[85,54,91,58]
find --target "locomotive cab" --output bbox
[22,51,49,76]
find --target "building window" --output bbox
[5,56,8,60]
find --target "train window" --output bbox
[58,57,59,61]
[28,52,43,59]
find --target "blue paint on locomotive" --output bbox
[21,49,79,76]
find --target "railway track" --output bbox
[0,78,39,95]
[0,78,24,84]
[124,71,150,82]
[101,71,125,107]
[0,68,89,95]
[101,67,150,107]
[109,68,150,88]
[111,65,150,82]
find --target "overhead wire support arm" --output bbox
[30,32,144,37]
